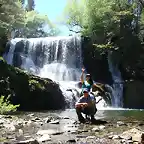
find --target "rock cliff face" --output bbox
[123,81,144,109]
[0,58,65,111]
[82,37,144,109]
[81,37,113,85]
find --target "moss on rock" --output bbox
[0,58,65,111]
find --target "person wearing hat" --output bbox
[80,68,94,96]
[75,88,102,123]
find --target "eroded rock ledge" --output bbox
[0,59,65,111]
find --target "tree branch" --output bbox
[69,29,81,33]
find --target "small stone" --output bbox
[70,130,77,134]
[86,136,96,139]
[49,120,60,124]
[4,115,12,119]
[18,129,24,135]
[138,123,144,126]
[108,135,113,139]
[126,140,133,144]
[76,135,87,138]
[17,138,39,144]
[0,119,5,125]
[92,127,100,132]
[141,132,144,143]
[26,120,32,126]
[37,134,51,142]
[99,125,105,130]
[37,129,63,135]
[44,117,51,123]
[117,121,125,125]
[62,116,70,119]
[121,139,126,143]
[112,135,120,139]
[120,128,142,142]
[77,129,88,133]
[27,113,34,117]
[67,139,76,143]
[120,135,132,140]
[4,124,16,131]
[31,117,41,122]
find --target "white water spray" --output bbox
[3,36,83,108]
[108,52,123,107]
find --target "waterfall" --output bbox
[108,52,123,107]
[3,36,82,108]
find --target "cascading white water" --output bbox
[3,36,108,109]
[3,36,83,108]
[108,52,123,107]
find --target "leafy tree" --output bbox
[15,11,60,38]
[0,0,25,36]
[63,0,144,80]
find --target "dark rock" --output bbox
[91,119,107,125]
[108,135,113,139]
[141,132,144,143]
[76,135,87,138]
[49,120,60,124]
[52,132,64,135]
[0,60,66,111]
[67,139,76,143]
[138,123,144,126]
[81,37,113,84]
[44,117,51,123]
[77,130,89,133]
[123,81,144,109]
[4,116,12,119]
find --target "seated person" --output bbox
[75,88,102,123]
[80,68,94,96]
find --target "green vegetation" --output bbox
[29,79,44,90]
[0,95,19,114]
[63,0,144,80]
[0,0,60,40]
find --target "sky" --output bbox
[35,0,70,36]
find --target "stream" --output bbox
[0,109,144,144]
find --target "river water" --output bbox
[17,109,144,122]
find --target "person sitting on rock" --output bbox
[75,88,102,123]
[80,68,94,96]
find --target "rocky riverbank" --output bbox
[0,111,143,144]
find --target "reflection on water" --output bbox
[14,109,144,136]
[58,109,144,121]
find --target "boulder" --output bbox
[0,59,65,111]
[123,80,144,109]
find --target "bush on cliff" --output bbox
[63,0,144,82]
[0,58,65,111]
[0,95,19,114]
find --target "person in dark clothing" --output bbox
[75,88,102,123]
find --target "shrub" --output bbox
[0,95,19,114]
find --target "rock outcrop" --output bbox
[0,58,65,111]
[123,80,144,109]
